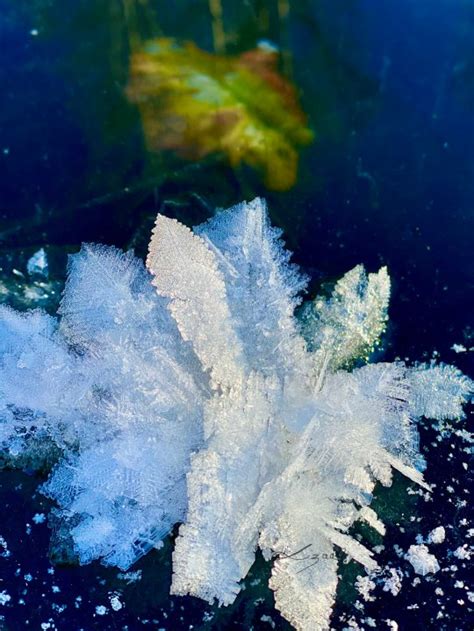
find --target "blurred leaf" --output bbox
[127,38,313,191]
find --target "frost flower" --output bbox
[0,198,472,630]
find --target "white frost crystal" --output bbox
[405,544,440,576]
[428,526,445,544]
[0,198,472,630]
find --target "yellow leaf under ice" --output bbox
[127,38,314,191]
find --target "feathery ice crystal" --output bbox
[0,199,472,630]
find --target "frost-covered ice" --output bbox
[0,198,472,631]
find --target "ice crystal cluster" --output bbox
[0,199,472,630]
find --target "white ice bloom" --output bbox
[0,198,472,630]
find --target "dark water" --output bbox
[0,1,473,630]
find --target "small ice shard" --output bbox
[0,591,11,606]
[405,544,440,575]
[109,593,123,611]
[453,545,471,560]
[382,568,403,595]
[355,575,376,601]
[117,570,142,584]
[27,248,48,278]
[0,535,10,558]
[359,507,386,536]
[428,526,445,544]
[32,513,46,524]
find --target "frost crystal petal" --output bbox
[195,198,309,380]
[300,265,390,376]
[407,363,473,420]
[147,214,243,388]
